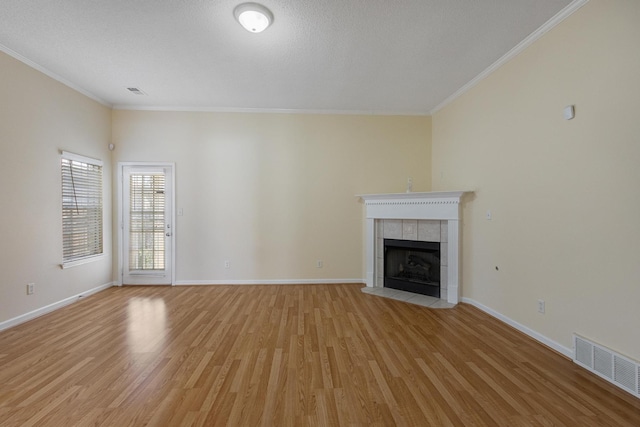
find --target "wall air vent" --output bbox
[127,87,146,95]
[573,334,640,399]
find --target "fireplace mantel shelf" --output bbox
[357,191,469,201]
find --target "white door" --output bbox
[121,165,174,285]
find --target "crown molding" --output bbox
[0,43,111,107]
[1,0,588,116]
[112,104,430,116]
[430,0,590,115]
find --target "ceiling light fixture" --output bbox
[234,3,273,33]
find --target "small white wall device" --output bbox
[563,105,575,120]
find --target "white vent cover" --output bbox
[126,87,146,95]
[573,334,640,398]
[614,355,636,392]
[575,336,593,367]
[594,346,613,379]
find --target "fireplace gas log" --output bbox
[384,239,441,298]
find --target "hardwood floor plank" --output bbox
[18,357,93,408]
[466,361,531,416]
[431,353,515,427]
[416,357,484,425]
[21,385,82,427]
[1,284,639,426]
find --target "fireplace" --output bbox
[358,191,470,304]
[384,239,440,298]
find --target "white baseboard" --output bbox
[461,297,573,359]
[175,279,365,286]
[0,281,116,332]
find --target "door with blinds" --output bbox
[122,165,173,285]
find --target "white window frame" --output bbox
[61,151,105,268]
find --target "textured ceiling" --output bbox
[0,0,575,114]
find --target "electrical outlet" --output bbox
[538,299,545,314]
[26,283,35,295]
[224,260,230,269]
[316,260,323,268]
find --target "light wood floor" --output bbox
[1,284,639,426]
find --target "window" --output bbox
[129,173,166,270]
[61,151,103,266]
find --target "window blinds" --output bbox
[61,152,103,264]
[129,173,166,270]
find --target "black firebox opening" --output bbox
[384,239,440,298]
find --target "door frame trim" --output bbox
[116,162,176,286]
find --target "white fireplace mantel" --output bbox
[357,191,471,305]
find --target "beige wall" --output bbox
[112,111,431,282]
[432,0,640,359]
[0,51,113,324]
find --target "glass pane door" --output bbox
[122,165,173,285]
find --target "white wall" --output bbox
[112,111,431,283]
[432,0,640,359]
[0,51,113,326]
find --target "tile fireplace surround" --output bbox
[358,191,470,305]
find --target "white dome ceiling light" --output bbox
[234,3,273,33]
